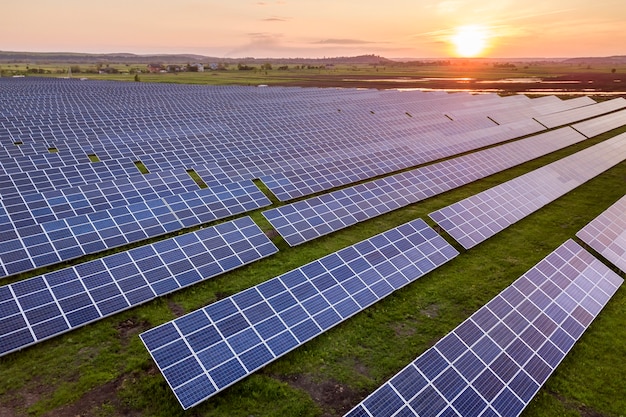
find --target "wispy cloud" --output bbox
[314,38,378,45]
[262,16,289,22]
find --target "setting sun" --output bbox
[452,25,489,57]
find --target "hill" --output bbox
[562,55,626,64]
[0,51,394,65]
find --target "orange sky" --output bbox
[2,0,625,58]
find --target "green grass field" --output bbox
[0,113,624,417]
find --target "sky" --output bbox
[2,0,625,59]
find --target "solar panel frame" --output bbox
[344,239,623,417]
[140,218,460,409]
[0,216,278,357]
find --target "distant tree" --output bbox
[70,65,81,74]
[134,74,141,82]
[612,68,617,74]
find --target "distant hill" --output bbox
[0,51,394,65]
[562,56,626,64]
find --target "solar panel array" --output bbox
[0,179,270,278]
[534,97,626,129]
[344,239,623,417]
[263,127,586,246]
[576,195,626,273]
[572,108,626,138]
[140,219,459,409]
[260,119,546,201]
[0,78,573,280]
[2,78,624,415]
[429,132,626,249]
[0,216,277,357]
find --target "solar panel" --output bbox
[263,127,587,246]
[261,119,545,201]
[576,194,626,273]
[0,216,277,357]
[0,169,200,226]
[140,218,459,409]
[429,133,626,249]
[0,180,270,278]
[344,239,623,417]
[534,98,626,129]
[572,108,626,138]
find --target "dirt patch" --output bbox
[41,376,142,417]
[0,374,142,417]
[115,317,151,345]
[264,229,280,239]
[277,374,363,417]
[392,318,419,337]
[549,390,611,417]
[420,303,440,318]
[167,300,185,318]
[0,377,51,417]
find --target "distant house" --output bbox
[187,63,205,72]
[147,64,164,73]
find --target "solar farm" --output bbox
[0,77,625,417]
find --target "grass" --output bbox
[0,118,624,416]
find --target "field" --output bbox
[0,73,625,417]
[2,60,626,95]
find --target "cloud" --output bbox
[314,38,378,45]
[262,16,288,22]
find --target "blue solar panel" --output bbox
[534,98,626,129]
[345,239,623,417]
[0,180,270,278]
[263,127,587,246]
[140,218,459,409]
[572,109,626,138]
[429,133,626,249]
[576,194,626,273]
[261,119,545,202]
[0,216,277,357]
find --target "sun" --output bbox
[451,25,489,57]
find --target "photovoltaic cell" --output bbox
[139,218,459,409]
[429,133,626,249]
[263,127,587,246]
[576,194,626,273]
[344,239,623,417]
[0,216,277,357]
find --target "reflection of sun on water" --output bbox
[452,25,489,57]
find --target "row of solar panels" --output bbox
[1,129,624,406]
[1,79,625,415]
[1,116,623,279]
[138,192,626,411]
[1,80,623,190]
[2,128,623,357]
